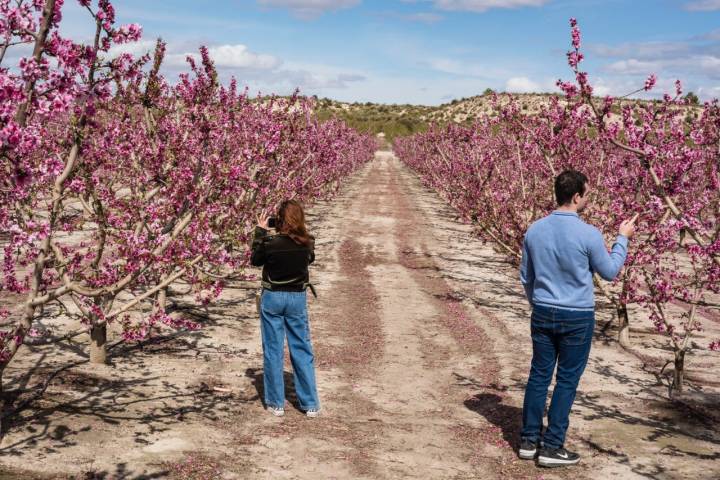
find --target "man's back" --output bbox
[520,211,628,311]
[518,170,635,467]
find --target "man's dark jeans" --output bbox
[521,304,595,450]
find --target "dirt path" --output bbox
[229,151,528,479]
[1,152,719,479]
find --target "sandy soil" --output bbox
[1,151,719,479]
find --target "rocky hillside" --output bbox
[313,92,701,141]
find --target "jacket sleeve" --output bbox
[250,226,269,267]
[519,234,535,305]
[308,236,316,265]
[588,228,628,281]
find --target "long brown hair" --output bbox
[277,199,312,247]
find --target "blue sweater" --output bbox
[520,211,628,311]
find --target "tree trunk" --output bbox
[673,350,685,395]
[617,303,631,348]
[153,287,168,336]
[90,323,107,364]
[157,287,168,312]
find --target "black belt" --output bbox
[261,276,317,298]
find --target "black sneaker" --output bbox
[538,447,581,467]
[518,439,538,460]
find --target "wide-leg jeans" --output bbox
[260,290,320,411]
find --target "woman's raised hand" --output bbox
[257,213,270,230]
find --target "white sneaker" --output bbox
[267,406,285,417]
[305,409,319,418]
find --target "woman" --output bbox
[251,199,320,417]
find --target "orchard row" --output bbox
[0,1,375,389]
[395,19,720,395]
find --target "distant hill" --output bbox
[313,92,701,142]
[313,92,569,141]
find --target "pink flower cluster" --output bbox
[644,74,657,91]
[112,23,141,44]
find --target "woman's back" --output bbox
[250,230,315,288]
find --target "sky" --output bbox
[55,0,720,105]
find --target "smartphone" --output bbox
[268,217,277,229]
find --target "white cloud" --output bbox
[699,55,720,72]
[274,61,367,89]
[505,76,540,93]
[684,0,720,11]
[604,55,720,78]
[206,45,281,70]
[104,39,365,95]
[257,0,361,18]
[166,44,281,71]
[590,76,694,99]
[107,39,158,59]
[432,0,548,12]
[592,41,691,60]
[697,85,720,97]
[157,46,365,94]
[583,76,637,97]
[589,31,720,99]
[604,58,659,74]
[700,29,720,41]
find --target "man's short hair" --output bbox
[554,170,588,206]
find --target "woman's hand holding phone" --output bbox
[257,213,270,230]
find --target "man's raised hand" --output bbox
[619,213,639,239]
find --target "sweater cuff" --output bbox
[615,234,629,249]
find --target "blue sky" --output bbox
[58,0,720,105]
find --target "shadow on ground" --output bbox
[245,367,302,412]
[0,292,259,459]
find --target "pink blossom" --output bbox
[571,25,581,49]
[644,74,657,91]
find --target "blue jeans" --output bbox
[260,290,320,411]
[521,305,594,449]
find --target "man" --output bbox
[519,170,637,467]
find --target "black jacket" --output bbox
[250,226,315,291]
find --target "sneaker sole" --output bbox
[518,449,537,460]
[538,456,580,467]
[306,412,319,418]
